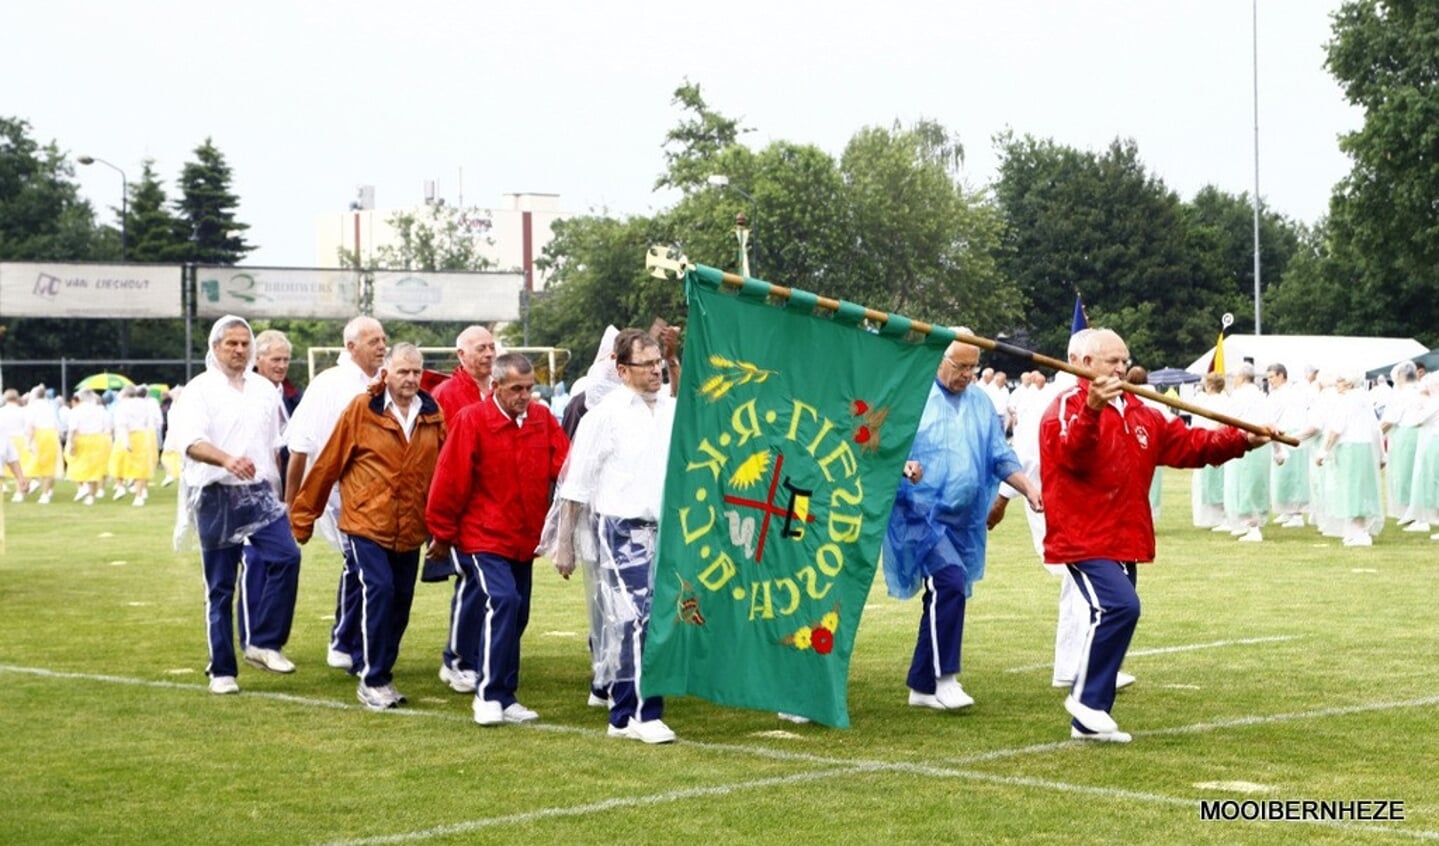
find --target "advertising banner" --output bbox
[372,270,522,322]
[195,266,361,319]
[0,262,183,318]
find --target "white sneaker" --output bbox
[131,496,145,507]
[1071,726,1132,743]
[209,675,240,695]
[908,688,974,711]
[1065,695,1118,734]
[112,486,126,500]
[73,489,86,502]
[1116,671,1136,690]
[9,492,21,503]
[473,698,504,726]
[243,646,296,674]
[1230,526,1250,536]
[1237,527,1263,543]
[326,648,353,670]
[503,702,539,723]
[1342,534,1373,547]
[1210,524,1232,533]
[37,492,51,504]
[83,495,94,506]
[439,664,477,693]
[1281,515,1307,529]
[934,676,976,709]
[777,712,812,724]
[27,479,39,494]
[607,717,677,744]
[161,476,175,487]
[378,684,407,705]
[1402,521,1431,533]
[357,683,397,711]
[586,692,610,708]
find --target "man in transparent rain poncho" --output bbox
[168,315,302,694]
[541,328,678,745]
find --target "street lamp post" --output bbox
[78,155,128,262]
[706,174,758,278]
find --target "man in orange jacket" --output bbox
[291,343,445,710]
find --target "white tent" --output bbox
[1183,334,1428,377]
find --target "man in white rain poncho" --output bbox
[168,315,302,694]
[283,316,388,672]
[544,328,678,744]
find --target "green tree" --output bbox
[840,120,1015,331]
[655,80,750,193]
[365,202,497,273]
[1182,185,1300,339]
[124,158,184,263]
[0,116,107,261]
[1309,0,1439,338]
[993,134,1200,367]
[173,138,253,264]
[521,213,678,382]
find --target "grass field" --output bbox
[2,470,1436,845]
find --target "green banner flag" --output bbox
[643,268,946,727]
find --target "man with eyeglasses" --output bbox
[1040,328,1271,742]
[883,329,1042,713]
[550,328,678,743]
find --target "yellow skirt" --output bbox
[120,430,159,481]
[21,429,61,478]
[66,432,113,483]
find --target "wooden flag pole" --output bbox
[646,246,1296,447]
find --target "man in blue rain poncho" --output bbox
[883,330,1042,711]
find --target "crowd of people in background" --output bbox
[1,382,176,506]
[983,356,1439,548]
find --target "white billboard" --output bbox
[0,262,183,318]
[196,266,360,319]
[372,270,522,322]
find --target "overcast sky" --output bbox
[6,0,1359,268]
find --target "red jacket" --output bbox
[426,396,569,560]
[1039,382,1250,564]
[431,366,490,425]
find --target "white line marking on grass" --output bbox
[7,664,1438,843]
[1004,636,1299,673]
[318,765,883,846]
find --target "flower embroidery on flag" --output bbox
[781,605,841,655]
[851,398,889,453]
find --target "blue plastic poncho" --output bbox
[883,380,1022,599]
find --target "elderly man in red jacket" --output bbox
[426,352,569,726]
[291,343,445,711]
[1040,328,1271,743]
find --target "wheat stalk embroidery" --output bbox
[698,355,779,402]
